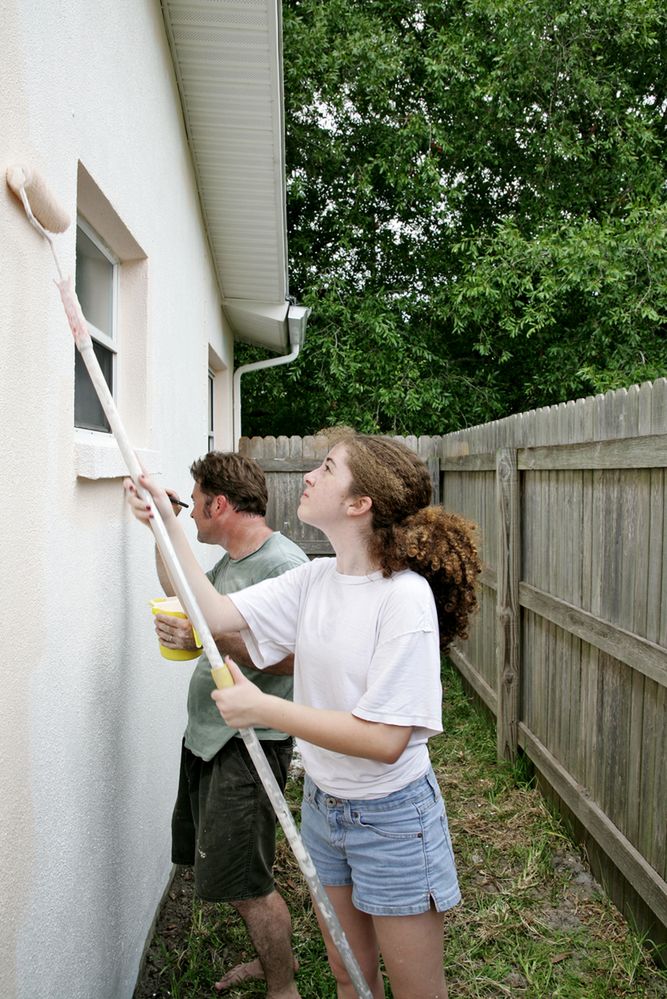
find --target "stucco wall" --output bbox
[0,2,235,996]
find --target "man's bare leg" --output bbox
[214,890,300,998]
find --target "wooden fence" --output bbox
[240,379,667,957]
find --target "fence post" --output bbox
[496,447,520,761]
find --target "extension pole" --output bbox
[6,160,369,994]
[56,276,372,999]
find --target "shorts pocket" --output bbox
[353,804,423,841]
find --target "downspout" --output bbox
[233,304,310,450]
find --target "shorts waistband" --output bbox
[303,767,438,809]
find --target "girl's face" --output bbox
[298,443,357,529]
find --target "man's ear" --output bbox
[210,494,229,518]
[346,494,372,518]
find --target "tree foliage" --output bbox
[238,0,667,438]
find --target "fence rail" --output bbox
[240,379,667,958]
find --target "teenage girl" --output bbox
[125,431,480,999]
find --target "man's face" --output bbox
[190,482,216,543]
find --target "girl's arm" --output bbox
[213,660,412,764]
[123,475,246,636]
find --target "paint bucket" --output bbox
[150,596,202,661]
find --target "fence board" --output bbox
[450,645,497,714]
[519,584,667,688]
[520,432,667,470]
[519,725,667,928]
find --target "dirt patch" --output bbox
[134,866,196,999]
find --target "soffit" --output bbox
[161,0,290,352]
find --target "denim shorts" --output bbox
[301,768,461,916]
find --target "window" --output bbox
[73,163,153,479]
[207,349,227,452]
[74,219,118,432]
[208,368,216,452]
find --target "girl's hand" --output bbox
[211,658,269,729]
[123,474,175,525]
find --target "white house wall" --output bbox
[0,2,236,996]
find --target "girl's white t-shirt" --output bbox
[229,558,443,798]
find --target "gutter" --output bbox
[233,304,311,449]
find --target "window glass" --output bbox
[75,226,114,337]
[74,343,113,432]
[74,221,116,433]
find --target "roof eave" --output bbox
[160,0,291,354]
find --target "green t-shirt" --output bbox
[183,532,308,760]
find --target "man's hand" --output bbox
[154,613,199,651]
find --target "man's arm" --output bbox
[155,545,176,596]
[218,632,294,675]
[154,490,188,596]
[153,615,294,674]
[125,475,248,634]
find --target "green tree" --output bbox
[238,0,667,438]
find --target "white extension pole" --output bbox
[55,275,372,999]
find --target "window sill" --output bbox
[75,432,161,480]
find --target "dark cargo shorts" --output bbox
[171,736,293,902]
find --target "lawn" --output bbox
[135,662,667,998]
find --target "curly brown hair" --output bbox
[189,452,268,516]
[323,430,481,652]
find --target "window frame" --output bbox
[74,216,120,433]
[207,367,215,452]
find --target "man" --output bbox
[153,452,307,998]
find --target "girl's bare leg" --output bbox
[373,906,448,999]
[310,885,385,999]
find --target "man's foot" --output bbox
[214,957,299,992]
[215,958,263,990]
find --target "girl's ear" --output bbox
[346,494,373,518]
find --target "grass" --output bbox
[135,662,667,998]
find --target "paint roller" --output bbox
[6,164,372,999]
[7,166,71,233]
